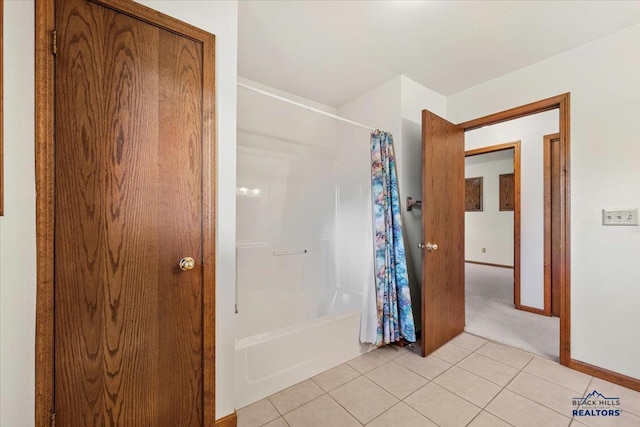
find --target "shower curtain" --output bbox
[369,130,416,345]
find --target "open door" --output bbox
[421,110,466,356]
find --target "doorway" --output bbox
[421,94,570,365]
[34,0,217,425]
[464,130,561,359]
[464,142,520,303]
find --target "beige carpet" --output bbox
[464,263,559,360]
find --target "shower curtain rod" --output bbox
[237,82,376,132]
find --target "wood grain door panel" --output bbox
[421,110,466,356]
[54,0,204,424]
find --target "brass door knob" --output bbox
[179,257,196,271]
[425,242,438,252]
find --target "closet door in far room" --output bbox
[421,110,465,356]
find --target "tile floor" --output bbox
[237,333,640,427]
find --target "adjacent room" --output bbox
[463,113,561,360]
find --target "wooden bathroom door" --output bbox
[421,110,466,356]
[52,0,215,424]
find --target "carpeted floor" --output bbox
[465,263,559,360]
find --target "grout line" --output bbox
[363,400,404,426]
[393,352,452,382]
[261,414,292,427]
[318,370,365,394]
[254,403,282,427]
[398,387,445,427]
[268,379,330,418]
[473,346,534,370]
[429,365,504,414]
[423,381,484,415]
[504,386,574,421]
[463,409,516,427]
[455,364,512,388]
[521,356,593,392]
[479,354,534,424]
[519,366,592,395]
[325,386,367,426]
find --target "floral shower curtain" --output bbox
[370,130,416,345]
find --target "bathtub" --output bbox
[234,310,371,409]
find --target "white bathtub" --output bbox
[234,310,371,409]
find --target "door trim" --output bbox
[458,93,571,366]
[34,1,217,424]
[465,141,521,312]
[544,133,561,318]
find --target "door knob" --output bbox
[425,242,438,252]
[179,257,196,271]
[417,243,425,249]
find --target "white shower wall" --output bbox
[236,78,375,341]
[236,141,337,338]
[235,79,375,407]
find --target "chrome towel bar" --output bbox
[273,249,308,256]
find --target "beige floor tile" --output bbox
[268,379,325,415]
[486,389,571,427]
[237,399,281,427]
[347,350,390,374]
[312,363,360,392]
[366,402,437,427]
[431,341,473,364]
[365,360,428,399]
[588,377,640,416]
[404,382,481,426]
[395,351,452,380]
[375,344,410,360]
[570,421,589,427]
[507,372,576,416]
[457,352,519,386]
[330,376,398,424]
[283,395,360,427]
[262,418,289,427]
[476,341,534,370]
[467,411,513,427]
[573,410,640,427]
[451,332,488,351]
[433,366,502,407]
[523,357,592,394]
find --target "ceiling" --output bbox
[238,1,640,107]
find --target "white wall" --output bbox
[0,2,36,425]
[339,76,403,138]
[466,111,558,309]
[400,76,448,324]
[448,23,640,379]
[0,1,238,424]
[465,151,514,266]
[338,76,448,333]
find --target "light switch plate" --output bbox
[602,209,639,226]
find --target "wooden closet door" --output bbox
[54,0,208,424]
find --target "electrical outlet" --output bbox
[602,209,639,226]
[481,248,486,253]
